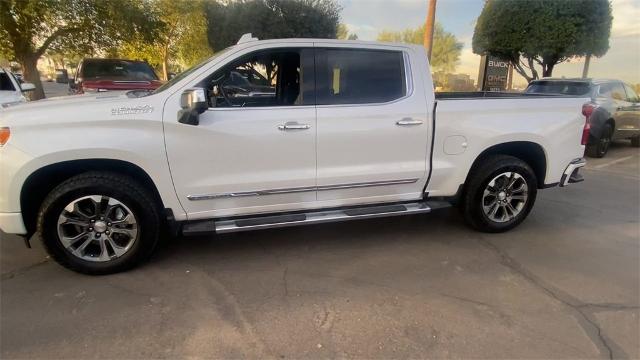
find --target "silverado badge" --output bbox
[111,105,154,116]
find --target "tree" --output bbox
[205,0,341,52]
[377,23,463,73]
[336,23,358,40]
[0,0,160,99]
[118,0,213,80]
[472,0,612,82]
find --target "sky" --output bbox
[338,0,640,86]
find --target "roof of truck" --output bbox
[234,33,422,50]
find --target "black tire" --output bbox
[461,155,537,233]
[586,123,613,158]
[37,171,160,275]
[631,136,640,147]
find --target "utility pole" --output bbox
[423,0,437,61]
[582,54,591,78]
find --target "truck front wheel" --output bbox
[462,155,537,233]
[37,172,160,274]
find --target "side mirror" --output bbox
[20,82,36,92]
[178,88,208,126]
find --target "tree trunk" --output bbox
[19,54,45,100]
[542,63,555,78]
[162,58,169,81]
[582,54,591,78]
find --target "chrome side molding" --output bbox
[187,178,419,201]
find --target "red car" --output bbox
[69,58,163,94]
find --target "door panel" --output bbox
[314,47,430,202]
[618,83,640,138]
[166,107,317,217]
[163,46,317,219]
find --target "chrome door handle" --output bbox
[278,122,311,131]
[396,118,423,126]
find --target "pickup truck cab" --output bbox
[0,35,589,274]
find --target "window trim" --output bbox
[315,48,413,108]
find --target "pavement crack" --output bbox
[0,258,50,281]
[441,293,494,309]
[282,266,289,297]
[476,236,625,360]
[577,303,640,312]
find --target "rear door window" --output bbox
[316,49,407,105]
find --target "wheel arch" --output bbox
[467,141,548,189]
[20,159,165,237]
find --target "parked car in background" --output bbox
[0,68,35,107]
[69,58,163,94]
[0,35,590,274]
[525,78,640,157]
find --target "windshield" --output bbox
[152,47,234,95]
[525,81,592,96]
[82,59,159,81]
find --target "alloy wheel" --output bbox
[482,172,529,223]
[56,195,138,262]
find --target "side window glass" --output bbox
[624,84,639,102]
[611,83,627,101]
[318,49,406,105]
[0,72,16,91]
[206,50,302,108]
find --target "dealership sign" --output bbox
[477,55,512,92]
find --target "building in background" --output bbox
[433,72,475,92]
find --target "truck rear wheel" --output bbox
[37,172,160,275]
[461,155,537,233]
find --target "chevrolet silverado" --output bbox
[0,35,589,274]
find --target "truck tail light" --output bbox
[0,127,10,146]
[581,103,596,146]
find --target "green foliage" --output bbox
[472,0,612,81]
[0,0,159,60]
[377,23,463,73]
[117,0,212,79]
[205,0,341,51]
[337,23,349,39]
[336,23,358,40]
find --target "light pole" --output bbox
[423,0,437,61]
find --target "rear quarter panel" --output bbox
[427,97,589,197]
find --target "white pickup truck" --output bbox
[0,35,589,274]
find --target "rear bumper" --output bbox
[560,158,586,187]
[0,212,27,235]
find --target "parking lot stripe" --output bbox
[592,155,634,169]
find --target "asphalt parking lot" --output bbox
[1,141,638,359]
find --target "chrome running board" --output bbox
[181,200,451,235]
